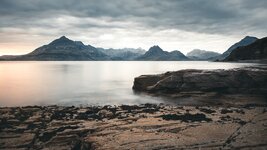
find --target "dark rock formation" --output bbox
[224,37,267,61]
[133,68,267,96]
[160,113,212,122]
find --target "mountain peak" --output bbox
[151,45,160,48]
[49,36,74,46]
[244,36,258,40]
[241,36,258,43]
[148,45,163,52]
[59,35,68,39]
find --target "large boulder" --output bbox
[133,68,267,95]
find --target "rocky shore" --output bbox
[1,104,267,150]
[1,67,267,150]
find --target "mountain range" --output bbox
[98,47,146,60]
[0,35,266,61]
[0,36,189,61]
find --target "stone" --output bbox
[0,105,267,149]
[133,68,267,97]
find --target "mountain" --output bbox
[1,36,109,60]
[224,37,267,61]
[213,36,258,61]
[136,45,189,61]
[223,36,258,56]
[98,48,146,60]
[186,49,221,60]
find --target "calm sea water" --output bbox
[0,61,258,106]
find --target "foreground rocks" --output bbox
[133,67,267,97]
[1,104,267,149]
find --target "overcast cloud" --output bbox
[0,0,266,55]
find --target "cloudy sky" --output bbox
[0,0,266,55]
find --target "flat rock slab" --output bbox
[132,67,267,96]
[0,104,267,150]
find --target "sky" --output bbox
[0,0,267,56]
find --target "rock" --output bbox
[0,105,267,149]
[133,68,267,96]
[0,132,35,148]
[221,108,234,114]
[199,107,216,114]
[97,110,114,119]
[160,113,212,122]
[132,75,165,92]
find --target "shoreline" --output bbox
[1,104,267,149]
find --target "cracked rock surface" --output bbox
[1,104,267,150]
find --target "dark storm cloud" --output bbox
[0,0,266,35]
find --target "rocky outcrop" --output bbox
[1,104,267,149]
[133,67,267,96]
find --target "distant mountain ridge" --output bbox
[98,47,146,60]
[186,49,221,60]
[136,45,189,61]
[0,37,190,61]
[1,35,265,61]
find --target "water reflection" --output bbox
[0,61,257,106]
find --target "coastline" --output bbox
[1,104,267,149]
